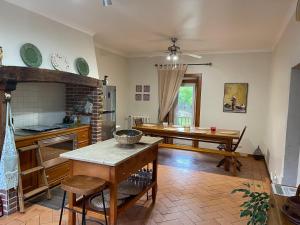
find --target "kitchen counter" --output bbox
[14,124,90,141]
[60,136,163,166]
[15,124,91,192]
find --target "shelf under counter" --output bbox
[72,181,156,221]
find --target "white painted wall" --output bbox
[0,1,99,78]
[0,1,100,128]
[95,48,129,129]
[127,53,271,154]
[266,13,300,185]
[127,58,159,123]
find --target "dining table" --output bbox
[133,124,241,173]
[60,136,163,225]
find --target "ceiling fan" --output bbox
[165,37,202,61]
[102,0,112,7]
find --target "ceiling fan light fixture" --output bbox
[102,0,112,7]
[166,55,171,61]
[172,54,178,61]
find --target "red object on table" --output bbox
[210,127,216,132]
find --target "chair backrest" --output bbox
[134,118,143,126]
[233,126,247,151]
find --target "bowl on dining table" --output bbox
[113,129,143,145]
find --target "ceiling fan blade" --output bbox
[182,53,202,59]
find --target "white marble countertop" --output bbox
[60,136,163,166]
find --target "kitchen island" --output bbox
[60,136,163,225]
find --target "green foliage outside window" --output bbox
[178,86,193,107]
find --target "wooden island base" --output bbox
[66,143,159,225]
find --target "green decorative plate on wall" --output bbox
[20,43,42,68]
[75,57,89,76]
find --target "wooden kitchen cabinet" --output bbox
[15,125,91,193]
[46,161,70,187]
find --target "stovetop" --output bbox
[15,124,72,136]
[21,125,62,132]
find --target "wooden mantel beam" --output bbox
[0,66,100,88]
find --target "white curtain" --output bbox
[158,64,188,122]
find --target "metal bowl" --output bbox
[113,129,143,145]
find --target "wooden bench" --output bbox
[159,143,248,175]
[159,143,248,157]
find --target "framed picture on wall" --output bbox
[135,94,142,101]
[136,85,142,92]
[223,83,248,113]
[143,85,150,93]
[143,94,150,101]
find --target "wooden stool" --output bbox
[59,175,108,225]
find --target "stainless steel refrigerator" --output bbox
[101,86,116,140]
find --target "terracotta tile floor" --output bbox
[0,148,270,225]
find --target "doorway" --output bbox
[173,74,201,127]
[171,74,201,147]
[282,66,300,186]
[174,84,196,126]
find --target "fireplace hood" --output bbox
[0,66,101,91]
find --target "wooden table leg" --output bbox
[192,140,199,148]
[109,182,118,225]
[152,157,158,202]
[68,161,76,225]
[224,158,230,171]
[224,139,232,172]
[232,156,237,176]
[68,192,76,225]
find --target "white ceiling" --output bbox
[5,0,297,57]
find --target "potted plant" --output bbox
[232,183,270,225]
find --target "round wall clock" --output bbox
[51,53,70,72]
[75,57,89,76]
[20,43,42,68]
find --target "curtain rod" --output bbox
[155,63,212,67]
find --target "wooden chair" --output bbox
[134,118,143,126]
[59,175,108,225]
[217,126,247,171]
